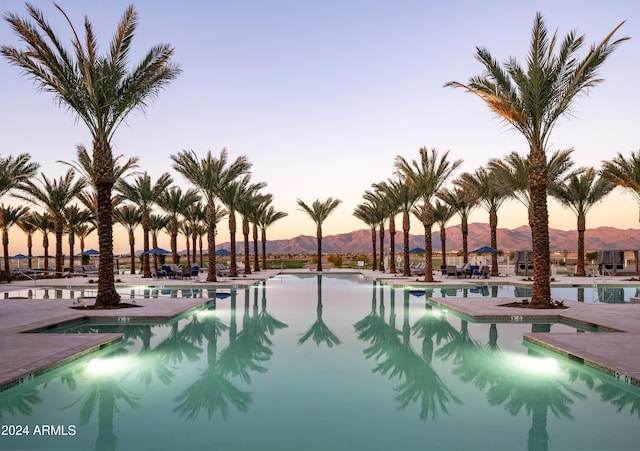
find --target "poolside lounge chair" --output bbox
[152,267,167,279]
[446,265,458,278]
[411,262,426,276]
[216,263,230,276]
[472,265,490,279]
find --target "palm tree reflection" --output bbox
[298,274,341,347]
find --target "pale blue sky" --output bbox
[1,0,639,254]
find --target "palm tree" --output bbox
[219,176,265,277]
[17,214,37,269]
[246,194,273,272]
[14,169,86,277]
[432,200,455,267]
[488,149,575,223]
[446,12,627,306]
[457,168,511,277]
[116,172,172,278]
[256,204,287,271]
[2,4,181,306]
[297,198,342,271]
[395,148,462,282]
[382,177,419,276]
[549,167,614,277]
[170,149,251,282]
[602,151,640,223]
[157,187,200,264]
[114,206,142,275]
[363,189,390,272]
[149,214,169,269]
[353,202,380,271]
[438,185,478,263]
[75,222,96,261]
[28,212,54,271]
[0,204,29,278]
[183,202,206,267]
[0,154,39,198]
[237,191,269,275]
[64,205,92,274]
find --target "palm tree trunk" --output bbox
[378,223,385,272]
[2,228,9,278]
[462,217,469,263]
[94,139,120,308]
[253,223,260,272]
[170,221,178,264]
[142,214,151,278]
[261,228,267,270]
[242,217,251,274]
[316,224,323,271]
[206,203,217,282]
[68,233,75,274]
[229,212,238,277]
[422,206,435,282]
[529,147,551,306]
[27,234,32,269]
[191,230,197,269]
[129,231,135,275]
[440,228,447,267]
[43,234,49,272]
[389,216,396,273]
[370,227,377,271]
[402,211,410,276]
[55,220,64,277]
[576,213,586,277]
[490,207,499,277]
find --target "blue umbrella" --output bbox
[10,253,29,259]
[80,249,100,256]
[408,247,426,254]
[145,247,172,255]
[215,248,230,255]
[470,246,501,254]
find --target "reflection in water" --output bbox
[2,276,640,450]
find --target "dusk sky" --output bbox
[1,0,639,254]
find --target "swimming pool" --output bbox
[1,274,639,450]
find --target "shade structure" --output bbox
[10,253,29,259]
[80,249,100,256]
[470,246,501,254]
[215,248,231,255]
[408,247,426,254]
[145,247,172,255]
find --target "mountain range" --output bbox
[219,223,640,255]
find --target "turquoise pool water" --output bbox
[5,282,639,303]
[1,274,640,450]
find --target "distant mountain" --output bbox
[219,223,640,254]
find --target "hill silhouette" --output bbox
[219,223,640,255]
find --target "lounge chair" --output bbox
[411,262,426,276]
[446,265,458,278]
[472,265,490,279]
[216,263,230,276]
[152,267,167,279]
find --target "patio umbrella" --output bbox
[145,247,172,255]
[408,247,426,254]
[215,248,230,255]
[10,253,29,269]
[470,246,501,254]
[80,249,100,256]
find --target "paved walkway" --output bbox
[2,268,640,390]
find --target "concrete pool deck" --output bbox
[2,268,640,390]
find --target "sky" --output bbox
[1,0,639,255]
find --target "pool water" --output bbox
[5,282,639,303]
[1,274,639,451]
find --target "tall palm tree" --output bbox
[236,190,269,275]
[395,148,462,282]
[2,4,181,306]
[114,206,142,275]
[149,214,169,269]
[157,187,200,264]
[488,149,575,223]
[363,189,390,272]
[446,12,627,306]
[297,198,342,271]
[0,204,29,277]
[28,212,54,271]
[602,150,640,222]
[14,169,86,277]
[17,213,37,269]
[549,167,614,276]
[64,205,92,274]
[457,168,510,276]
[245,194,273,272]
[382,177,419,276]
[353,202,380,271]
[438,185,478,264]
[116,172,172,278]
[183,202,206,267]
[219,176,265,277]
[170,149,251,282]
[256,204,287,271]
[75,222,96,261]
[432,200,455,267]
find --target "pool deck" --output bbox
[2,268,640,390]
